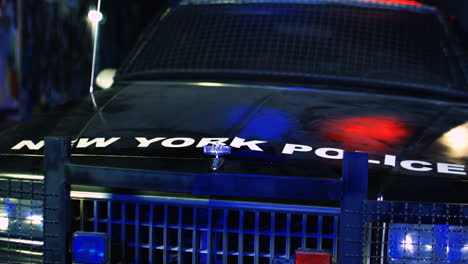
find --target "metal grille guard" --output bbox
[42,137,366,263]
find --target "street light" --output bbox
[87,10,103,23]
[88,0,102,94]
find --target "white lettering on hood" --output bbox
[9,136,468,176]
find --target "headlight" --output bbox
[389,223,468,263]
[0,198,43,238]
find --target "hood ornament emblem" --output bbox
[203,144,231,171]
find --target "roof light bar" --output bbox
[358,0,422,6]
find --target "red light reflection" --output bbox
[323,116,410,152]
[358,0,422,6]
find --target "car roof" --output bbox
[117,0,467,96]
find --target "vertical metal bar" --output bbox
[43,137,71,264]
[430,203,435,262]
[107,201,112,240]
[192,208,198,264]
[178,206,183,264]
[270,212,275,260]
[254,211,260,264]
[149,204,154,264]
[238,210,244,264]
[444,204,450,262]
[135,203,140,264]
[207,208,213,264]
[371,206,379,264]
[364,222,371,264]
[333,216,339,264]
[338,152,369,264]
[6,179,11,263]
[459,206,465,264]
[375,203,382,264]
[121,202,126,262]
[301,214,307,248]
[286,213,291,259]
[222,209,228,264]
[163,205,168,264]
[80,199,85,231]
[93,200,99,232]
[380,223,387,264]
[317,215,323,250]
[458,205,465,264]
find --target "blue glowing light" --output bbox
[229,106,293,142]
[389,223,468,263]
[72,232,108,264]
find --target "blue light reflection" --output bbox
[230,106,293,142]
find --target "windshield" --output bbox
[117,1,464,92]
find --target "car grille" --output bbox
[71,191,340,264]
[1,181,465,264]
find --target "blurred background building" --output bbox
[0,0,166,127]
[0,0,466,129]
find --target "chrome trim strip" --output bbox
[0,248,43,256]
[0,174,44,181]
[70,191,341,215]
[0,237,43,246]
[14,249,43,256]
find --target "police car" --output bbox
[0,0,467,263]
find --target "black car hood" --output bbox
[0,82,467,202]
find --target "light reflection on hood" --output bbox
[322,116,410,153]
[436,122,468,159]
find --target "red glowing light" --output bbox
[295,250,331,264]
[322,116,410,152]
[358,0,423,6]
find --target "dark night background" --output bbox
[0,0,466,129]
[0,0,168,127]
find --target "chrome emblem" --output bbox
[203,144,231,171]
